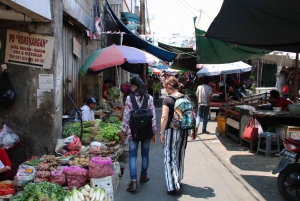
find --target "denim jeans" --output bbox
[196,104,210,133]
[129,139,151,180]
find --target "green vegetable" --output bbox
[83,127,92,133]
[106,116,121,124]
[24,158,43,167]
[62,122,81,138]
[11,182,71,201]
[97,125,120,141]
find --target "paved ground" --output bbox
[115,90,285,201]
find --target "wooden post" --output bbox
[140,0,146,82]
[293,53,299,103]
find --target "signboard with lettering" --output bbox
[5,29,55,69]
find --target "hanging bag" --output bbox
[282,84,290,93]
[242,118,259,142]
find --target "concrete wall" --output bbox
[0,0,63,168]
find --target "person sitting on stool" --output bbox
[81,98,96,121]
[0,149,17,181]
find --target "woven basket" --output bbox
[288,104,300,115]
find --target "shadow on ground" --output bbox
[241,175,285,201]
[168,184,216,200]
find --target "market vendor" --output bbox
[103,79,111,100]
[81,97,96,121]
[108,80,121,102]
[0,149,17,181]
[227,86,240,102]
[269,90,293,111]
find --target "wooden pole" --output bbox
[293,53,299,102]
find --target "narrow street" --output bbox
[115,90,285,201]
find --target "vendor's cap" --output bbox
[87,97,96,105]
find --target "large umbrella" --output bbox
[148,67,161,75]
[196,61,251,77]
[79,44,159,76]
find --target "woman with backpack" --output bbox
[160,76,194,194]
[120,77,157,192]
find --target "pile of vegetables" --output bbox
[64,184,107,201]
[11,182,71,201]
[62,122,81,138]
[68,155,90,167]
[0,183,15,196]
[94,125,120,142]
[43,155,60,170]
[24,157,43,167]
[82,121,99,145]
[64,166,88,190]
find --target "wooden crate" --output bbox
[275,125,300,140]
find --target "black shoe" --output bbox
[167,188,180,194]
[126,180,137,192]
[140,175,150,183]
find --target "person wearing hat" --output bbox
[81,98,96,121]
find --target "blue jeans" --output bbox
[129,139,151,180]
[196,105,210,133]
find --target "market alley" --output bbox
[115,89,284,201]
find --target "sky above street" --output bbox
[147,0,223,37]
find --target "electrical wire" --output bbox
[175,0,196,17]
[173,0,194,18]
[180,0,199,12]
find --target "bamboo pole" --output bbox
[293,53,299,103]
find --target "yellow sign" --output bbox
[5,29,54,69]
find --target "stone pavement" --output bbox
[115,89,285,201]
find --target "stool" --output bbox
[256,132,280,157]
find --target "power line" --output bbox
[176,0,197,17]
[174,0,194,18]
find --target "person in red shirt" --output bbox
[103,79,110,100]
[0,149,17,181]
[270,90,293,111]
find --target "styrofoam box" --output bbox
[90,173,120,198]
[112,162,121,175]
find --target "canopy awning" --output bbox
[106,1,177,62]
[194,16,271,64]
[205,0,300,52]
[121,12,140,24]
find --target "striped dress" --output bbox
[163,126,188,191]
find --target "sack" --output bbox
[242,118,259,142]
[282,84,290,93]
[88,156,114,178]
[0,71,16,106]
[50,167,67,186]
[169,95,195,131]
[64,166,88,190]
[0,124,20,150]
[129,94,153,141]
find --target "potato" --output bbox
[79,158,85,162]
[68,161,74,165]
[80,154,85,158]
[74,157,79,161]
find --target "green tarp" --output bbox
[194,17,271,64]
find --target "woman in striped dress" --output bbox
[160,76,188,194]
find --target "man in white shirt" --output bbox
[80,98,96,121]
[195,76,213,134]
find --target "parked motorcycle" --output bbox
[272,137,300,201]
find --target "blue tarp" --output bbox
[106,1,177,62]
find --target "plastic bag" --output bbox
[255,119,264,135]
[0,70,16,106]
[50,167,66,186]
[282,84,290,93]
[15,165,36,186]
[55,136,76,152]
[0,124,20,150]
[67,135,82,151]
[64,166,88,190]
[88,157,114,178]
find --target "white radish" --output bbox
[99,188,105,201]
[91,190,97,201]
[89,188,94,198]
[72,189,79,201]
[81,188,89,197]
[77,190,85,201]
[64,197,70,201]
[85,197,91,201]
[96,188,101,201]
[84,184,91,192]
[69,196,74,201]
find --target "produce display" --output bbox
[68,155,90,167]
[43,155,60,170]
[64,184,107,201]
[89,146,101,158]
[62,122,81,138]
[23,157,43,167]
[11,182,71,201]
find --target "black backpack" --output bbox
[130,94,153,141]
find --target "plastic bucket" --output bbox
[216,116,226,134]
[210,112,216,120]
